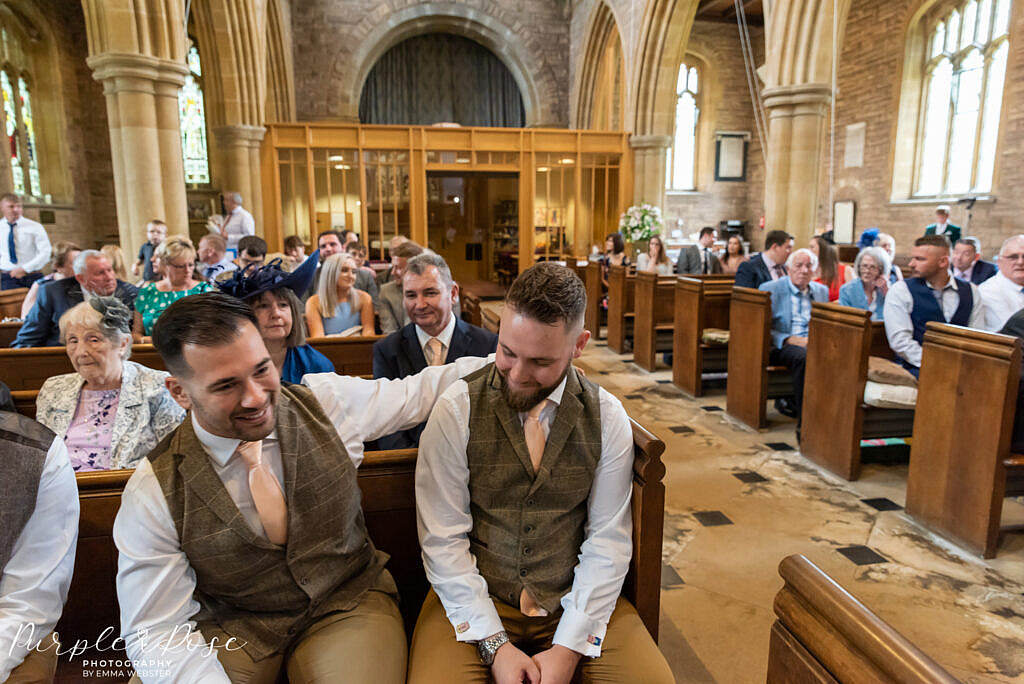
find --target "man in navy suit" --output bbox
[952,237,997,284]
[734,230,794,289]
[372,252,497,448]
[12,250,138,347]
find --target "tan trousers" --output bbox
[407,590,674,683]
[6,634,59,684]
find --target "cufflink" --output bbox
[457,621,470,634]
[587,635,602,646]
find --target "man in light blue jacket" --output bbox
[759,248,829,437]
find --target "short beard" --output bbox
[497,361,571,412]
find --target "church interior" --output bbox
[2,0,1024,681]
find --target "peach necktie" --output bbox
[425,337,445,366]
[236,440,288,545]
[520,399,551,616]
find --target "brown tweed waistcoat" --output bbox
[464,364,602,613]
[148,384,385,661]
[0,412,52,573]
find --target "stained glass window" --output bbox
[0,71,22,196]
[915,0,1011,196]
[179,40,210,185]
[666,62,700,191]
[19,77,38,196]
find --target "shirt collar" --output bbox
[761,251,778,269]
[415,312,457,350]
[926,274,957,292]
[191,412,277,467]
[786,277,808,295]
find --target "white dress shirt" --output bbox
[979,272,1024,332]
[416,374,634,658]
[0,216,51,273]
[414,313,456,364]
[953,263,975,282]
[0,438,79,681]
[221,207,255,251]
[883,277,986,368]
[114,355,493,683]
[202,257,237,281]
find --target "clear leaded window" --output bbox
[915,0,1011,196]
[0,21,41,199]
[666,62,699,191]
[179,38,211,185]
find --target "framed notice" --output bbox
[833,200,856,244]
[714,132,749,181]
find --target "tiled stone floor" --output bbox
[579,340,1024,683]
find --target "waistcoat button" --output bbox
[524,524,534,533]
[520,568,527,577]
[523,547,532,555]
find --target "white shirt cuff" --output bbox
[446,598,505,643]
[553,605,606,657]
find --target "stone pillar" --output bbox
[762,84,832,247]
[213,124,267,232]
[629,134,672,212]
[87,53,188,260]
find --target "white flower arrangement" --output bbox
[617,204,663,244]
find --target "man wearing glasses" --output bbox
[980,235,1024,331]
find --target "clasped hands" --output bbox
[492,642,581,684]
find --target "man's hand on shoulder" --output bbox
[492,642,540,684]
[532,644,582,684]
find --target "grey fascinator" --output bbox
[89,296,132,334]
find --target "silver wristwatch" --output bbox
[476,631,510,666]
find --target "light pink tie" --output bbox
[236,440,288,545]
[425,337,445,366]
[520,399,551,616]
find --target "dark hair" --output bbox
[956,237,980,253]
[392,241,425,259]
[812,235,840,286]
[605,232,625,254]
[152,292,259,377]
[915,234,952,251]
[765,230,793,250]
[347,242,367,255]
[505,262,586,329]
[699,226,716,238]
[317,230,343,244]
[283,235,305,252]
[238,235,267,258]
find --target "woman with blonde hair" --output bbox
[20,241,80,318]
[132,235,212,339]
[101,244,129,281]
[305,253,375,336]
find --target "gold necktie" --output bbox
[236,440,288,545]
[520,399,551,616]
[425,337,446,366]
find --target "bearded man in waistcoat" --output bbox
[0,411,79,683]
[409,263,673,684]
[113,292,493,683]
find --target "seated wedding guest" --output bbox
[759,249,829,438]
[133,235,212,340]
[677,226,721,275]
[636,235,672,275]
[20,241,80,318]
[283,235,306,268]
[347,241,380,302]
[377,234,411,286]
[114,292,495,683]
[998,308,1024,452]
[884,235,985,376]
[874,232,904,283]
[378,240,425,334]
[599,232,629,289]
[720,234,748,275]
[810,235,854,301]
[735,230,793,289]
[218,252,334,382]
[307,253,375,337]
[13,250,138,348]
[952,237,997,284]
[132,220,166,282]
[0,411,78,683]
[101,244,130,282]
[838,246,891,320]
[0,192,51,290]
[373,253,497,449]
[304,229,346,300]
[235,235,267,270]
[409,262,673,683]
[36,298,184,471]
[197,233,237,281]
[980,234,1024,331]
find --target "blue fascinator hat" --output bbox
[216,250,319,300]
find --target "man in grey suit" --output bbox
[676,226,722,275]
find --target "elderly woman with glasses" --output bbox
[35,297,185,471]
[132,235,212,340]
[838,246,892,321]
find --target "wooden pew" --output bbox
[768,554,958,683]
[584,261,602,338]
[671,276,733,396]
[305,335,380,376]
[801,303,915,480]
[0,320,20,346]
[0,286,27,317]
[633,271,676,371]
[606,265,635,354]
[725,287,794,430]
[905,323,1024,558]
[11,389,36,418]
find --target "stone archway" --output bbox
[574,1,626,131]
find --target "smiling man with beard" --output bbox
[409,263,672,684]
[112,292,493,683]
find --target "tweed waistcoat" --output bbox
[0,412,52,573]
[464,364,602,613]
[148,384,384,661]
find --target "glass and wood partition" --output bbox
[261,124,632,276]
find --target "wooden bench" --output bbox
[584,261,603,338]
[671,276,733,396]
[305,335,380,376]
[11,389,36,418]
[725,287,794,430]
[905,323,1024,558]
[0,286,27,317]
[768,554,958,683]
[607,265,635,354]
[0,320,20,346]
[801,303,915,480]
[633,271,677,371]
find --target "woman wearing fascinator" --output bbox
[35,297,185,470]
[216,250,336,383]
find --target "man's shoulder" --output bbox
[455,318,498,346]
[809,281,829,299]
[39,277,76,301]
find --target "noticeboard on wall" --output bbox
[714,132,749,182]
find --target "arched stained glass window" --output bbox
[19,77,39,196]
[0,15,42,200]
[666,62,700,191]
[179,38,211,185]
[915,0,1012,196]
[0,70,22,196]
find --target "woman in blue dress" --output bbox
[305,253,376,337]
[216,251,335,383]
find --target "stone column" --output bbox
[762,84,832,247]
[629,134,672,211]
[213,124,267,232]
[87,53,188,260]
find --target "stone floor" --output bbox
[576,339,1024,683]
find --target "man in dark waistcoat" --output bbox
[408,263,672,683]
[0,411,79,683]
[113,292,493,683]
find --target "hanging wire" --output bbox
[184,0,192,41]
[827,0,839,231]
[735,0,768,165]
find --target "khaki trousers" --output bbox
[407,590,674,683]
[6,634,59,684]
